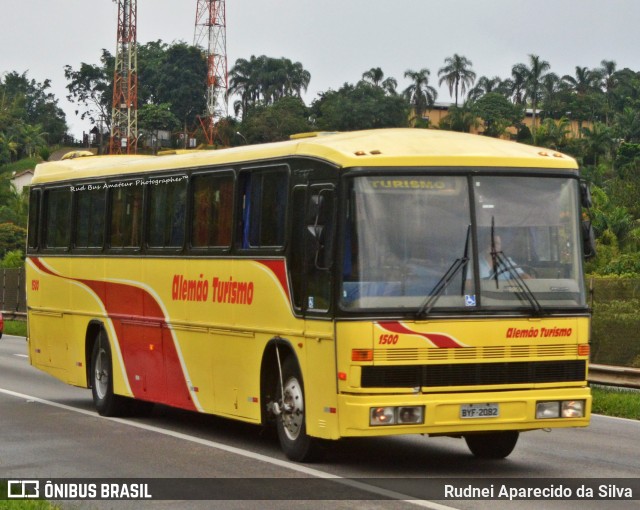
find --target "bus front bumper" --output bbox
[336,387,591,438]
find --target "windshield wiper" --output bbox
[494,250,544,315]
[417,226,471,319]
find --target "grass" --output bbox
[591,385,640,420]
[0,482,61,509]
[0,502,62,510]
[2,320,27,337]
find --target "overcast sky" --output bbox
[3,0,640,138]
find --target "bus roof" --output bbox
[32,128,578,184]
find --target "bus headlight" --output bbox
[536,400,585,419]
[561,400,585,418]
[370,406,424,426]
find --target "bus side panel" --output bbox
[303,319,340,440]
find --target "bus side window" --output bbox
[190,172,234,248]
[109,184,143,249]
[148,177,187,249]
[75,186,106,249]
[238,168,288,249]
[27,189,41,251]
[43,188,71,250]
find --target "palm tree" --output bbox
[520,54,551,142]
[403,68,437,122]
[562,66,602,134]
[438,54,476,107]
[229,55,262,118]
[362,67,385,87]
[508,63,528,105]
[467,76,506,103]
[361,68,398,95]
[539,73,562,118]
[598,60,617,125]
[18,123,47,158]
[229,56,311,119]
[582,122,614,166]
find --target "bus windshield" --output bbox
[340,173,586,313]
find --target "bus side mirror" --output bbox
[580,180,592,208]
[582,220,596,259]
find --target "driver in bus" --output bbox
[478,231,531,280]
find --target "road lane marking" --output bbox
[0,387,457,509]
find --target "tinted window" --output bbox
[148,177,187,248]
[239,168,288,248]
[27,189,40,250]
[191,173,234,248]
[44,188,71,249]
[109,184,143,248]
[75,186,106,249]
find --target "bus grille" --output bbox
[360,360,586,388]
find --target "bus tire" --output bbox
[90,331,129,417]
[276,356,323,462]
[464,431,519,459]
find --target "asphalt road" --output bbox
[1,334,639,510]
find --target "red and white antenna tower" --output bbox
[110,0,138,154]
[194,0,228,146]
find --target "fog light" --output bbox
[536,401,560,419]
[397,406,424,424]
[561,400,585,418]
[370,407,395,426]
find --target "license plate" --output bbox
[460,403,500,419]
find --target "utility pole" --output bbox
[110,0,138,154]
[194,0,228,146]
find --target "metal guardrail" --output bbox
[1,310,27,320]
[589,364,640,390]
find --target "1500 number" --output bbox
[379,334,399,345]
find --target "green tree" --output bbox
[438,103,478,133]
[472,93,524,138]
[535,117,572,151]
[0,223,27,258]
[64,50,114,129]
[438,54,476,107]
[1,249,24,268]
[0,71,67,144]
[138,103,180,152]
[313,82,409,131]
[241,97,312,143]
[65,41,208,139]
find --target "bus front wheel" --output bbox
[464,431,519,459]
[90,331,129,417]
[275,356,323,462]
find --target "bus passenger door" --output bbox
[291,183,339,437]
[291,183,336,314]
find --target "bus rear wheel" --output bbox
[275,356,323,462]
[90,331,129,417]
[464,431,519,459]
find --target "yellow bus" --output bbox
[26,128,592,461]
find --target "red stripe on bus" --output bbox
[31,257,197,411]
[255,259,291,303]
[378,321,464,348]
